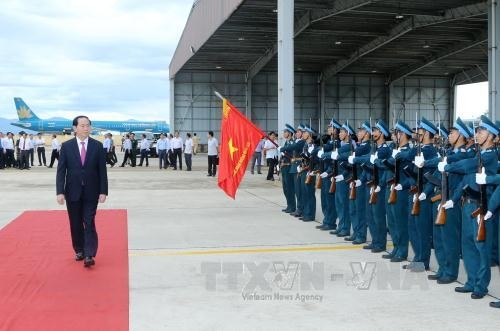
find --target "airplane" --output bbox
[10,98,170,134]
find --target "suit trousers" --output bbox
[184,153,192,171]
[66,198,99,258]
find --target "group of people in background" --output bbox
[0,131,60,170]
[277,115,500,309]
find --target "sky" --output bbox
[455,81,489,120]
[0,0,192,121]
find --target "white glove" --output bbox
[370,187,374,195]
[308,146,314,153]
[413,194,417,203]
[297,166,301,172]
[442,200,454,210]
[355,179,362,187]
[335,174,344,182]
[374,186,381,193]
[307,171,313,177]
[437,161,447,172]
[320,171,328,178]
[348,155,355,164]
[331,150,338,160]
[485,210,493,220]
[394,184,403,191]
[277,146,281,153]
[280,152,284,156]
[418,192,426,201]
[392,149,400,158]
[414,155,425,168]
[476,167,486,185]
[370,154,377,164]
[317,149,324,158]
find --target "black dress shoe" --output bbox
[490,301,500,308]
[75,252,84,261]
[336,232,348,237]
[329,230,338,235]
[427,274,440,280]
[371,248,385,253]
[302,218,314,222]
[344,237,355,242]
[471,292,485,299]
[454,286,473,293]
[320,226,335,231]
[363,245,374,250]
[84,257,95,268]
[437,277,456,284]
[352,240,365,245]
[316,225,326,229]
[382,254,393,259]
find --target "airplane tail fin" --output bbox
[14,98,40,121]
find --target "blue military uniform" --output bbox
[348,121,372,244]
[281,124,306,218]
[409,117,439,271]
[280,124,296,213]
[385,121,415,262]
[445,115,499,298]
[300,126,317,222]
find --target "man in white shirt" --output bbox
[184,133,193,171]
[167,134,175,168]
[103,133,115,167]
[207,130,219,176]
[18,132,31,170]
[263,132,278,181]
[138,133,150,167]
[3,132,15,168]
[120,134,133,167]
[48,134,60,168]
[34,133,47,166]
[171,131,183,170]
[28,134,35,167]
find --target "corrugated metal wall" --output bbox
[174,71,451,142]
[389,77,451,130]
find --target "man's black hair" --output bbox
[72,115,91,126]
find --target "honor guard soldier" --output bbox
[425,118,472,283]
[408,117,439,272]
[316,119,342,231]
[383,120,415,263]
[300,126,317,222]
[441,115,498,299]
[281,124,307,218]
[346,121,372,245]
[327,122,355,237]
[279,124,296,214]
[362,119,392,253]
[476,172,500,308]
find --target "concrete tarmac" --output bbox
[0,152,499,330]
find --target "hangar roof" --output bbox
[170,0,488,84]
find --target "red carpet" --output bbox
[0,210,128,331]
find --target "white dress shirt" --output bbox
[2,137,14,150]
[35,138,45,148]
[123,139,132,150]
[140,139,150,150]
[207,137,218,156]
[19,137,32,151]
[264,139,277,159]
[184,138,193,154]
[51,138,60,151]
[172,137,183,150]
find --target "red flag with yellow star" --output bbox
[218,98,266,199]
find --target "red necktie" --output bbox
[80,142,86,165]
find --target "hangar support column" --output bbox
[277,0,294,137]
[490,0,500,120]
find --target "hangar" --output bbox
[169,0,494,142]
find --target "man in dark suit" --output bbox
[56,116,108,268]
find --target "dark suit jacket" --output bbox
[56,137,108,202]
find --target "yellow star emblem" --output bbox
[228,138,239,161]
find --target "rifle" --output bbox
[470,126,487,242]
[329,131,339,194]
[367,118,378,204]
[348,125,357,200]
[434,118,448,225]
[387,133,401,205]
[411,114,422,216]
